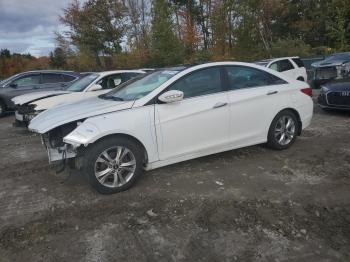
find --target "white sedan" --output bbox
[12,70,145,125]
[29,62,313,194]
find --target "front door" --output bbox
[6,73,41,98]
[155,67,230,160]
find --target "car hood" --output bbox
[30,90,110,111]
[29,96,134,134]
[12,90,72,105]
[312,59,347,68]
[323,78,350,91]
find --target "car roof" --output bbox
[255,56,300,64]
[21,70,79,74]
[96,70,146,76]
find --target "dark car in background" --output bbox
[0,70,83,116]
[318,77,350,111]
[311,52,350,88]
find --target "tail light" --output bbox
[301,87,312,97]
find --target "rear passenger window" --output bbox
[225,66,286,90]
[292,58,305,68]
[62,74,77,82]
[278,60,294,72]
[168,67,222,99]
[42,73,63,84]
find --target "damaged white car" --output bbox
[29,62,313,194]
[13,70,145,126]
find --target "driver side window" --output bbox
[168,67,222,99]
[11,74,40,87]
[97,74,122,89]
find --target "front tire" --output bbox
[82,137,144,194]
[267,110,299,150]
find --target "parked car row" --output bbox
[4,62,314,194]
[12,70,145,125]
[0,70,87,116]
[3,53,348,194]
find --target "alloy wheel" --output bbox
[274,115,296,146]
[94,146,136,188]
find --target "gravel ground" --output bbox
[0,95,349,262]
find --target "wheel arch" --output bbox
[85,133,149,165]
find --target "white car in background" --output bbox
[255,57,308,82]
[29,62,313,194]
[12,70,145,125]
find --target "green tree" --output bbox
[327,0,350,51]
[60,0,127,68]
[49,47,67,68]
[150,0,184,66]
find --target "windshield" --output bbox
[327,53,350,61]
[66,73,99,92]
[0,74,20,86]
[100,70,181,101]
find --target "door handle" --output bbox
[267,91,278,95]
[213,102,228,109]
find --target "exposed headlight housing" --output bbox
[320,85,329,94]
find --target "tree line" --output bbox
[0,49,49,80]
[52,0,350,71]
[1,0,350,78]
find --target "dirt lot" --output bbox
[0,94,349,262]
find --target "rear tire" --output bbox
[82,136,144,194]
[267,110,299,150]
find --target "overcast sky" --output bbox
[0,0,71,57]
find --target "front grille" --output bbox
[17,104,35,114]
[327,92,350,107]
[315,67,337,80]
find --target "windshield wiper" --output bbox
[99,94,124,101]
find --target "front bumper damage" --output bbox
[41,134,77,163]
[14,103,42,126]
[313,63,350,87]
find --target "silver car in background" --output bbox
[312,52,350,88]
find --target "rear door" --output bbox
[224,66,290,146]
[291,58,307,81]
[41,73,66,90]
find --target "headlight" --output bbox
[320,85,329,94]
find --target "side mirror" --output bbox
[158,90,184,103]
[89,84,102,91]
[9,83,18,88]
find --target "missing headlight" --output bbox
[47,122,80,149]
